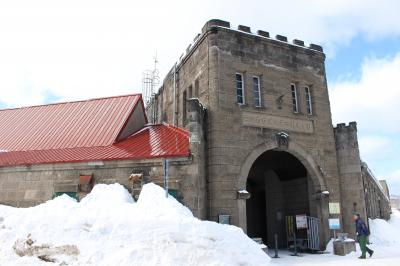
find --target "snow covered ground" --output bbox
[0,183,269,265]
[0,183,399,266]
[269,209,400,266]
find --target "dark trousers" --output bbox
[359,235,373,257]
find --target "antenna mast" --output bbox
[142,54,160,107]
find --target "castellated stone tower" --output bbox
[146,19,390,248]
[334,122,367,237]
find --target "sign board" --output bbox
[242,112,314,134]
[218,214,230,225]
[296,215,308,229]
[329,202,341,214]
[329,218,341,230]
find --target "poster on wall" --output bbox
[329,218,341,230]
[296,214,308,229]
[329,202,341,214]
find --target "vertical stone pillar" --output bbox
[183,98,207,219]
[334,122,367,238]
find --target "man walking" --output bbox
[354,213,374,259]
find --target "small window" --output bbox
[291,83,299,113]
[182,90,187,125]
[305,86,313,115]
[236,73,245,104]
[253,76,261,107]
[188,85,193,99]
[194,79,199,97]
[53,192,79,201]
[168,189,181,202]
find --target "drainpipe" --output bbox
[173,63,177,126]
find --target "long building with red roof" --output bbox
[0,94,189,167]
[0,93,206,218]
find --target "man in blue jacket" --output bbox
[354,213,374,259]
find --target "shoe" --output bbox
[358,256,366,259]
[369,251,374,257]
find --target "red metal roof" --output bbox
[0,124,189,167]
[0,94,190,167]
[0,94,143,151]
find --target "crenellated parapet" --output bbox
[199,19,323,52]
[333,122,358,150]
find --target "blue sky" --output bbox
[326,35,400,194]
[0,0,399,195]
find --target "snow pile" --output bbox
[0,183,270,266]
[369,209,400,246]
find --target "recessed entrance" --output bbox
[246,150,318,248]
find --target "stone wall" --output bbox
[0,159,184,203]
[0,157,208,219]
[361,163,391,220]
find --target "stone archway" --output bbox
[236,140,329,248]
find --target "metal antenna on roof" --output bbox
[142,53,160,108]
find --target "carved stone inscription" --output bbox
[242,112,314,134]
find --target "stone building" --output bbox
[146,19,391,248]
[0,94,206,219]
[0,19,391,251]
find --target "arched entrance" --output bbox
[246,150,314,247]
[237,142,329,249]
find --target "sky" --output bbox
[0,0,399,195]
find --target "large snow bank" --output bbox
[369,209,400,246]
[0,183,270,266]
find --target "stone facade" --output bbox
[147,19,391,248]
[362,163,391,220]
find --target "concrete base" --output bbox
[333,240,356,256]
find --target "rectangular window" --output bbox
[188,85,193,99]
[305,86,313,115]
[194,79,199,97]
[291,83,299,113]
[182,90,187,125]
[236,73,245,104]
[253,76,261,107]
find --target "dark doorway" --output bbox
[246,150,316,248]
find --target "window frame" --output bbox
[188,85,193,99]
[182,90,187,125]
[304,86,313,115]
[291,83,299,113]
[236,73,245,105]
[194,78,199,98]
[252,76,262,107]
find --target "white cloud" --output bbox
[359,136,391,162]
[330,54,400,194]
[0,0,400,107]
[330,53,400,133]
[384,170,400,196]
